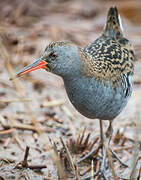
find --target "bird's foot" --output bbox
[105,120,128,168]
[98,141,128,179]
[76,143,102,164]
[99,145,109,179]
[76,143,128,179]
[109,147,128,167]
[76,141,128,168]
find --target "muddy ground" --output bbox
[0,0,141,179]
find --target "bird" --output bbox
[13,7,134,177]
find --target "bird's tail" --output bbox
[103,7,123,38]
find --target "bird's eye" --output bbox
[50,52,58,59]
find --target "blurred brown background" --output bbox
[0,0,141,179]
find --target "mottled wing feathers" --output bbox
[81,37,134,83]
[80,7,134,86]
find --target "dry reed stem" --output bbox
[76,133,81,147]
[0,98,31,103]
[60,137,75,173]
[41,99,65,107]
[79,127,86,145]
[14,132,25,151]
[51,141,67,180]
[113,145,133,152]
[62,105,75,121]
[75,165,80,180]
[130,104,140,179]
[137,165,141,180]
[0,128,15,135]
[3,122,55,133]
[3,137,11,148]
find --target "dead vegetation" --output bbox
[0,0,141,179]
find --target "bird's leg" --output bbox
[105,120,113,145]
[76,120,127,177]
[99,120,108,178]
[106,120,128,167]
[99,120,104,147]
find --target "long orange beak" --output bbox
[10,58,48,80]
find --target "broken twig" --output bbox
[15,146,47,170]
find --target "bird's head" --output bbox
[13,41,82,80]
